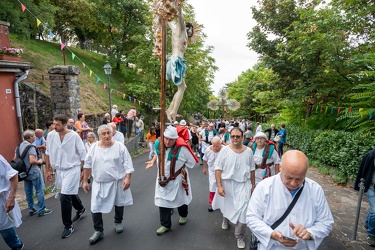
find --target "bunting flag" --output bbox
[331,107,334,114]
[370,113,373,120]
[21,3,26,12]
[110,89,114,93]
[348,107,352,113]
[325,106,328,114]
[16,1,155,110]
[337,107,341,114]
[359,108,364,118]
[320,106,323,112]
[316,106,319,113]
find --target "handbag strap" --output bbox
[270,180,305,230]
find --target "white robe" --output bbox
[199,129,215,154]
[155,146,196,208]
[202,146,222,192]
[246,175,334,250]
[212,146,255,224]
[0,155,22,230]
[253,147,280,184]
[84,141,134,213]
[113,132,125,143]
[46,130,86,194]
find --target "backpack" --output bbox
[10,144,34,182]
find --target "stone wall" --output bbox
[19,82,52,130]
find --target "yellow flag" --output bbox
[36,19,41,27]
[89,70,92,76]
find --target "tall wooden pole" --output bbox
[160,17,167,179]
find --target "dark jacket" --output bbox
[354,149,375,192]
[264,128,279,140]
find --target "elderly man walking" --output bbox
[146,126,198,236]
[82,124,134,244]
[246,150,333,249]
[16,130,52,217]
[212,127,255,249]
[45,114,86,239]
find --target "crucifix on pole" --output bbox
[207,88,241,119]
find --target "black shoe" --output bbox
[61,226,74,238]
[72,207,85,222]
[208,205,213,212]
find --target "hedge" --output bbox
[285,124,375,182]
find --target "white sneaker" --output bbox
[222,218,229,230]
[237,238,245,249]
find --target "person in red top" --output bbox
[176,119,191,145]
[112,113,124,131]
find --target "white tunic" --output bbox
[0,155,22,230]
[246,175,334,250]
[199,129,215,154]
[202,146,222,192]
[84,141,134,213]
[113,132,125,143]
[155,146,196,208]
[212,146,255,224]
[253,147,281,184]
[46,130,86,194]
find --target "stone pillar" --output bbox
[0,21,10,48]
[48,65,81,119]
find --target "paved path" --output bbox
[1,152,373,249]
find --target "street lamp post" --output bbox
[103,61,112,120]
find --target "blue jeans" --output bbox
[0,227,22,249]
[24,170,45,213]
[366,185,375,236]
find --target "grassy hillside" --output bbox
[10,34,136,115]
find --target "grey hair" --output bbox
[23,129,35,140]
[211,136,222,144]
[97,124,113,135]
[87,132,97,140]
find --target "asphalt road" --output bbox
[1,152,346,250]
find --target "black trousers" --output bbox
[159,205,188,228]
[60,194,84,228]
[126,120,133,139]
[92,206,124,232]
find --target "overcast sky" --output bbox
[188,0,259,94]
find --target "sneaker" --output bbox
[367,235,375,246]
[222,218,229,230]
[61,226,74,239]
[29,209,37,216]
[12,243,24,250]
[179,217,187,225]
[72,207,85,222]
[237,238,246,249]
[89,231,104,245]
[208,205,213,212]
[38,208,52,217]
[115,223,124,233]
[156,226,171,236]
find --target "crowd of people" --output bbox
[1,114,338,250]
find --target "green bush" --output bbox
[286,124,375,183]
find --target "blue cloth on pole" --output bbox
[166,55,186,85]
